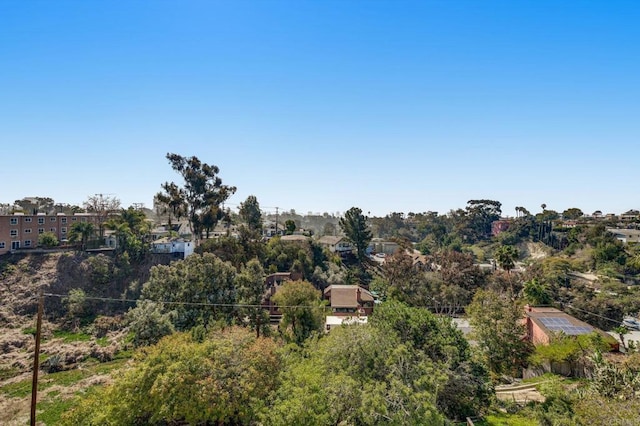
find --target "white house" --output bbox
[317,235,353,254]
[150,237,194,259]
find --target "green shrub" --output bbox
[39,232,59,248]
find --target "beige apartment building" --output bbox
[0,212,100,255]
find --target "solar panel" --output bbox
[538,317,593,335]
[539,317,572,327]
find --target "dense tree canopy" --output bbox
[154,181,187,227]
[263,325,447,425]
[467,289,533,376]
[339,206,373,261]
[264,236,317,278]
[238,194,263,233]
[562,207,584,220]
[272,280,325,344]
[383,250,429,306]
[264,302,491,424]
[62,328,281,425]
[162,153,236,244]
[237,258,270,337]
[464,199,502,242]
[141,252,237,330]
[104,207,151,259]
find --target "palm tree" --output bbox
[523,278,551,305]
[495,245,518,273]
[68,222,95,251]
[104,219,132,252]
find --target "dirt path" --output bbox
[495,383,546,403]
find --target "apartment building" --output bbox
[0,212,100,255]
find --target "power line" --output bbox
[563,303,623,326]
[41,292,460,315]
[41,294,626,326]
[42,292,327,310]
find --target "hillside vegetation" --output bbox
[4,187,640,424]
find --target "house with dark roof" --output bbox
[323,285,375,317]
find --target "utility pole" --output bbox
[30,290,44,426]
[275,207,279,236]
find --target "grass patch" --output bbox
[42,369,86,387]
[113,349,133,360]
[90,358,128,375]
[22,326,37,336]
[36,359,129,425]
[522,373,584,389]
[521,372,561,385]
[38,398,76,425]
[52,330,92,343]
[96,336,109,347]
[0,377,32,398]
[477,413,538,426]
[0,366,20,381]
[0,357,130,399]
[38,384,103,425]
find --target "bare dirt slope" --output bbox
[518,241,552,261]
[0,252,142,424]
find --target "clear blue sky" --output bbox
[2,1,639,217]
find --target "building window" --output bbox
[0,242,4,249]
[24,240,31,247]
[61,217,67,224]
[50,217,57,222]
[50,228,56,233]
[25,217,32,223]
[72,217,77,221]
[81,217,86,222]
[38,228,44,234]
[10,230,17,237]
[38,217,45,225]
[24,229,32,234]
[10,218,18,225]
[61,227,67,234]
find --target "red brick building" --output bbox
[524,306,618,350]
[0,213,100,255]
[491,219,512,236]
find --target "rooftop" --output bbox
[324,285,374,308]
[526,307,595,336]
